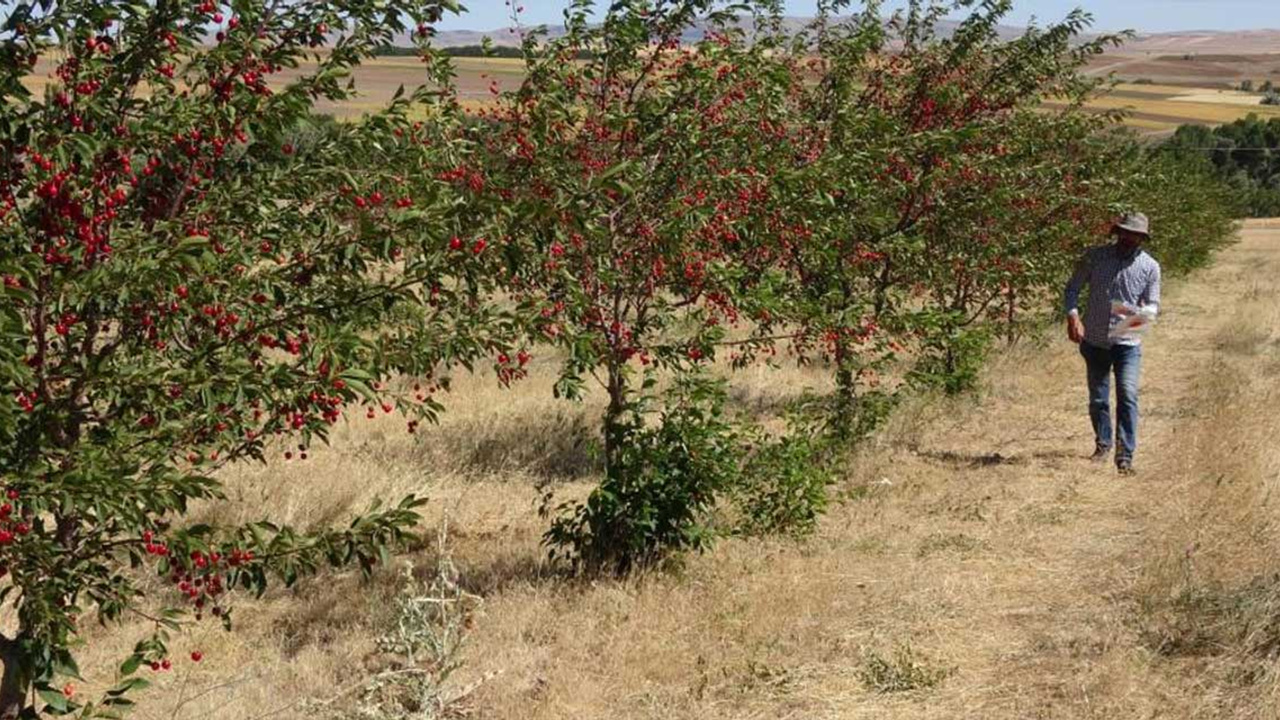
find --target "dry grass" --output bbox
[1126,227,1280,718]
[1087,94,1280,123]
[67,224,1280,719]
[16,56,517,118]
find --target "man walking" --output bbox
[1063,213,1162,476]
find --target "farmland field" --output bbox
[313,57,1280,131]
[20,51,1280,132]
[1050,82,1280,136]
[1085,50,1280,86]
[341,58,1280,132]
[19,55,526,117]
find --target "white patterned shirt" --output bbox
[1063,245,1162,348]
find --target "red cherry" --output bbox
[190,651,202,663]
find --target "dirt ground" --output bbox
[1086,50,1280,88]
[438,220,1280,720]
[72,217,1280,720]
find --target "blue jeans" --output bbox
[1080,342,1142,464]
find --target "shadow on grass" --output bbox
[441,410,600,481]
[915,450,1029,468]
[361,408,604,482]
[1139,575,1280,664]
[453,553,572,596]
[726,384,807,421]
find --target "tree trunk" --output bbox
[833,339,857,441]
[1006,286,1018,345]
[602,358,629,478]
[0,634,27,720]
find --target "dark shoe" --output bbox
[1117,459,1136,476]
[1091,445,1112,463]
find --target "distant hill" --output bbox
[1119,30,1280,56]
[420,18,1280,67]
[419,16,1028,49]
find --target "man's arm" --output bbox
[1141,263,1162,318]
[1064,250,1091,343]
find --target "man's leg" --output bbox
[1080,342,1113,455]
[1112,344,1143,469]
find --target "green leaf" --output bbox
[119,655,143,677]
[37,688,70,714]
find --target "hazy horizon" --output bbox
[436,1,1280,34]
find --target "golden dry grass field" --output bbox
[1087,83,1280,134]
[64,222,1280,719]
[320,59,1280,133]
[17,56,526,117]
[20,52,1280,133]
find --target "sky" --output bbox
[436,1,1280,33]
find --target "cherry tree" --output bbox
[766,0,1125,424]
[0,0,516,714]
[476,0,798,472]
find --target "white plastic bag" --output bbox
[1108,301,1156,342]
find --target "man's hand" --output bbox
[1067,314,1085,344]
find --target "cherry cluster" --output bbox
[0,490,30,561]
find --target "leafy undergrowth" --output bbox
[858,645,955,694]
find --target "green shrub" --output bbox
[1161,117,1280,219]
[731,430,836,539]
[909,325,995,396]
[544,375,743,575]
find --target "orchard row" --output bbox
[0,1,1235,716]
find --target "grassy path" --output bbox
[80,223,1278,719]
[456,221,1280,719]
